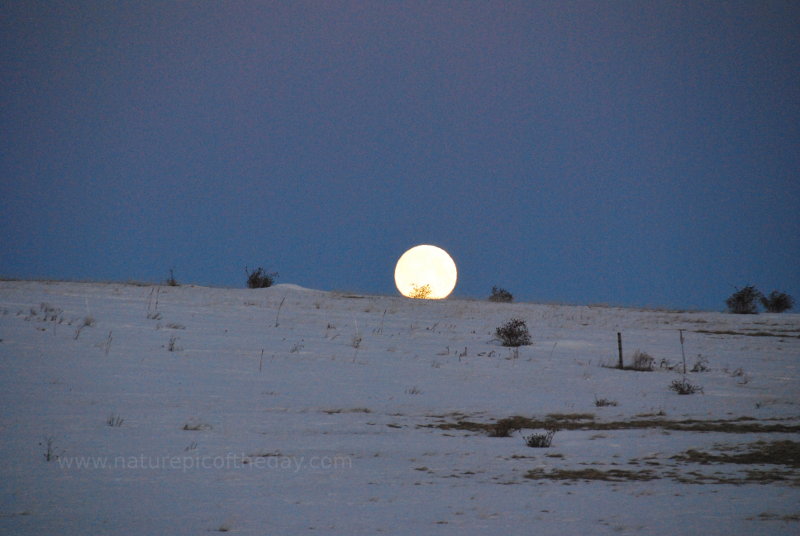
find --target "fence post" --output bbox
[617,332,623,369]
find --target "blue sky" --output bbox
[2,1,798,310]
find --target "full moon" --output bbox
[394,245,457,299]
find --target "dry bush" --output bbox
[495,318,532,347]
[669,378,703,395]
[761,290,794,313]
[246,267,278,288]
[726,285,762,314]
[166,268,179,287]
[525,427,557,448]
[594,396,618,407]
[631,350,655,371]
[489,286,513,303]
[409,284,432,299]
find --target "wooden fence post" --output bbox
[617,332,623,369]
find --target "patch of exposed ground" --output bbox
[695,329,800,338]
[425,413,800,435]
[525,468,658,482]
[523,441,800,486]
[671,440,800,468]
[425,414,800,486]
[748,512,800,522]
[521,444,800,485]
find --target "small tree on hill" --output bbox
[489,286,513,303]
[496,318,532,347]
[726,285,762,314]
[166,268,179,287]
[761,290,794,313]
[409,284,432,299]
[246,267,278,289]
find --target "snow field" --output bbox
[1,281,798,534]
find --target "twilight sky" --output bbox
[2,1,798,310]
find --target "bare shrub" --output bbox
[496,318,532,347]
[669,378,703,395]
[489,286,513,303]
[761,290,794,313]
[246,267,278,289]
[594,396,618,407]
[726,285,762,314]
[409,284,432,299]
[40,436,61,461]
[631,350,655,371]
[107,414,124,427]
[525,427,557,448]
[166,268,179,287]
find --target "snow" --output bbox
[0,280,798,534]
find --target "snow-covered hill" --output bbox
[1,281,798,534]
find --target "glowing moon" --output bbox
[394,245,457,299]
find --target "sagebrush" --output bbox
[409,284,432,299]
[495,318,532,347]
[489,286,513,303]
[761,290,794,313]
[525,428,557,448]
[631,350,655,371]
[246,267,278,289]
[669,378,703,395]
[726,285,762,314]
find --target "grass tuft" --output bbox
[107,414,124,427]
[524,427,557,448]
[669,378,703,395]
[594,396,618,407]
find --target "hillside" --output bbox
[1,281,798,534]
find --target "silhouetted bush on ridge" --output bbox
[246,267,278,289]
[761,290,794,313]
[489,286,513,303]
[726,285,762,314]
[725,286,794,314]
